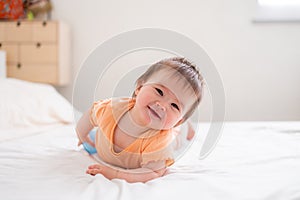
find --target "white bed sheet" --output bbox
[0,121,300,200]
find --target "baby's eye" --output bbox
[171,103,180,111]
[155,88,164,96]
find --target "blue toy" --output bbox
[82,129,97,154]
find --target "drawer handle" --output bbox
[17,63,21,69]
[36,42,41,48]
[0,43,2,48]
[17,21,21,27]
[43,21,47,26]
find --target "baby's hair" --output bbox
[134,57,204,123]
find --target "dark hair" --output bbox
[133,57,204,123]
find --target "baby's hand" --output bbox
[86,163,117,180]
[76,108,95,147]
[76,129,95,147]
[86,164,103,176]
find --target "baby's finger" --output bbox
[77,135,94,147]
[86,169,102,175]
[88,164,102,169]
[85,136,95,147]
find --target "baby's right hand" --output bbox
[76,108,96,148]
[76,129,95,147]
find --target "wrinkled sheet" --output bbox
[0,122,300,200]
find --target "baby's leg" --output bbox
[186,121,195,140]
[172,121,195,155]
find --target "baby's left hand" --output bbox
[86,163,116,180]
[86,163,105,175]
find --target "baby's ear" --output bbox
[134,81,144,96]
[134,87,140,96]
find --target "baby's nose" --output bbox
[155,101,166,111]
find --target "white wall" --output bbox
[51,0,300,121]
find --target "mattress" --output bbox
[1,121,300,200]
[1,78,300,200]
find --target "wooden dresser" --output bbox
[0,20,70,85]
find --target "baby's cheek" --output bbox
[136,93,152,106]
[163,116,178,129]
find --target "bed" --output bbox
[1,78,300,200]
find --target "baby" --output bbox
[76,57,204,183]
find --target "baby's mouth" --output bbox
[147,106,161,119]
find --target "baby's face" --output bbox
[134,68,197,130]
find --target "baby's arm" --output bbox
[76,108,95,147]
[86,161,167,183]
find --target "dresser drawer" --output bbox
[1,20,70,86]
[7,64,58,84]
[20,44,57,63]
[0,43,18,64]
[32,21,57,42]
[4,22,32,42]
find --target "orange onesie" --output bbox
[89,98,174,169]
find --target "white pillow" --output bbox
[0,50,6,79]
[0,78,74,129]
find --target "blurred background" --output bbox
[1,0,300,122]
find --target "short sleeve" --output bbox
[89,99,111,127]
[141,132,175,167]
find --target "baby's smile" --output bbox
[147,104,164,120]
